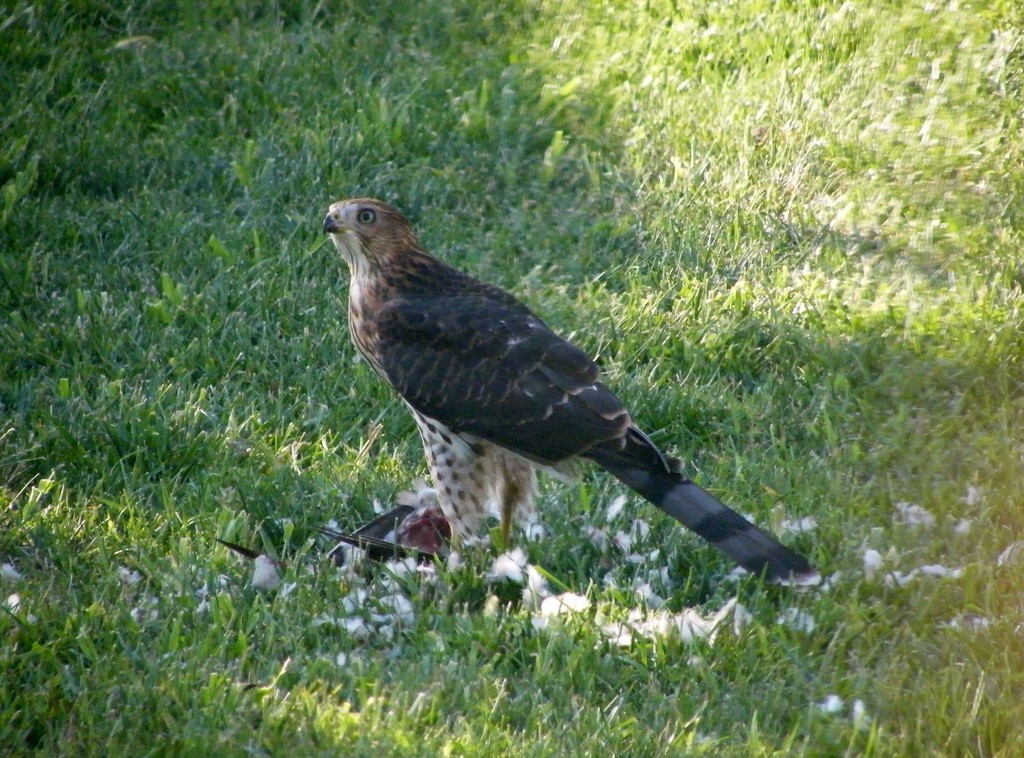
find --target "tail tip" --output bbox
[772,568,822,588]
[729,566,822,587]
[730,556,821,587]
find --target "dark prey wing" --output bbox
[375,293,630,465]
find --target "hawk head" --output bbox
[323,198,420,271]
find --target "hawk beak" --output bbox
[323,214,345,235]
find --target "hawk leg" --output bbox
[413,409,537,545]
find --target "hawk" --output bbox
[323,198,817,583]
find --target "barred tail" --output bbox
[585,429,818,584]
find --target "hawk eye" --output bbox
[356,208,377,225]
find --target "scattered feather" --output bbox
[532,592,590,629]
[942,615,991,632]
[883,564,963,587]
[777,607,816,633]
[622,549,655,565]
[602,598,737,647]
[486,548,528,583]
[810,571,841,592]
[725,566,749,582]
[998,541,1024,566]
[611,531,633,553]
[251,555,281,591]
[733,603,753,635]
[632,581,664,608]
[374,593,415,624]
[894,502,936,528]
[884,571,915,588]
[384,556,419,578]
[602,624,633,646]
[522,519,546,541]
[539,592,590,616]
[341,589,368,614]
[522,565,550,610]
[863,549,884,580]
[130,596,159,623]
[1,563,22,582]
[630,518,651,541]
[605,494,629,522]
[311,614,344,629]
[118,567,143,586]
[585,526,608,550]
[396,478,437,508]
[962,486,982,507]
[342,617,372,640]
[918,564,963,578]
[852,699,870,729]
[780,516,818,534]
[416,562,439,582]
[818,695,845,714]
[113,35,155,50]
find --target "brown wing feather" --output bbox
[375,274,630,464]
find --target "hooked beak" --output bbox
[323,213,345,235]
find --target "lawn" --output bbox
[2,0,1023,755]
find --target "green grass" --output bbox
[2,0,1023,754]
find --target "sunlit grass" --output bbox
[2,0,1022,755]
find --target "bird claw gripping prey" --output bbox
[322,198,818,585]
